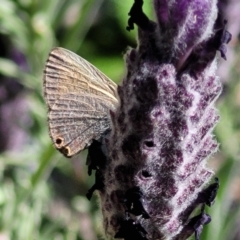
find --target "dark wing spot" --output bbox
[56,137,63,146]
[60,146,71,157]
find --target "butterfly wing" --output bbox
[43,47,118,157]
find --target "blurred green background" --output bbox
[0,0,239,239]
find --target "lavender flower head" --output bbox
[95,0,231,239]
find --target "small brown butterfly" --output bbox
[43,47,118,157]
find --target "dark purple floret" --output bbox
[124,187,150,219]
[175,205,211,240]
[86,170,105,200]
[115,217,148,240]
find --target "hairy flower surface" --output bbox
[95,0,231,239]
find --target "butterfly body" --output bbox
[43,47,118,157]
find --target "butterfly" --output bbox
[43,47,118,157]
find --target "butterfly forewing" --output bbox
[43,47,118,157]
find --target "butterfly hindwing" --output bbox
[43,47,118,157]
